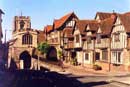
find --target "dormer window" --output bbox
[20,20,25,29]
[87,37,91,43]
[66,20,75,27]
[64,38,68,44]
[114,32,120,42]
[75,34,79,43]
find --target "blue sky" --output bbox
[0,0,130,41]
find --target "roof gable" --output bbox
[76,20,97,34]
[44,25,53,33]
[54,12,78,29]
[97,27,102,33]
[117,14,130,33]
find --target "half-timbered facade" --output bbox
[63,27,74,62]
[95,17,115,71]
[73,20,89,64]
[45,12,78,59]
[43,11,130,72]
[111,14,130,71]
[84,21,99,66]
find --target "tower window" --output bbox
[22,34,32,45]
[20,20,25,29]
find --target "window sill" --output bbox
[112,63,122,66]
[96,60,108,63]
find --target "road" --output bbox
[0,69,128,87]
[67,74,129,87]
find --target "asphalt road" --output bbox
[0,69,129,87]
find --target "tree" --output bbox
[37,42,50,58]
[58,50,62,59]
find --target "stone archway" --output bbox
[47,46,58,61]
[19,51,31,69]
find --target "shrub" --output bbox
[93,64,102,70]
[71,58,78,66]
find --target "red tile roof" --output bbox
[44,25,53,33]
[54,12,78,29]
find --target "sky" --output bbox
[0,0,130,41]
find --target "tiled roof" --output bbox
[99,17,116,35]
[44,25,53,33]
[76,20,98,34]
[124,12,130,16]
[87,21,99,31]
[54,12,78,29]
[63,27,73,38]
[118,14,130,33]
[95,12,113,20]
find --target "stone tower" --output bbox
[13,16,31,32]
[8,15,38,69]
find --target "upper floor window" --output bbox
[96,34,101,44]
[66,20,75,27]
[85,53,89,60]
[64,38,68,44]
[114,33,120,42]
[75,35,79,43]
[22,34,32,45]
[87,37,91,43]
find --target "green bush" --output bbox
[93,64,102,70]
[71,58,78,66]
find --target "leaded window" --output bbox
[22,34,32,45]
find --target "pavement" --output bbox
[61,62,130,86]
[35,60,130,86]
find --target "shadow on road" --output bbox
[4,68,109,87]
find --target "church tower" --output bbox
[8,15,38,69]
[13,16,31,32]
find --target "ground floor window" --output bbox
[85,53,89,60]
[102,50,108,61]
[111,51,122,64]
[95,52,100,60]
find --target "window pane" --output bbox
[95,52,100,60]
[85,53,89,60]
[102,50,108,61]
